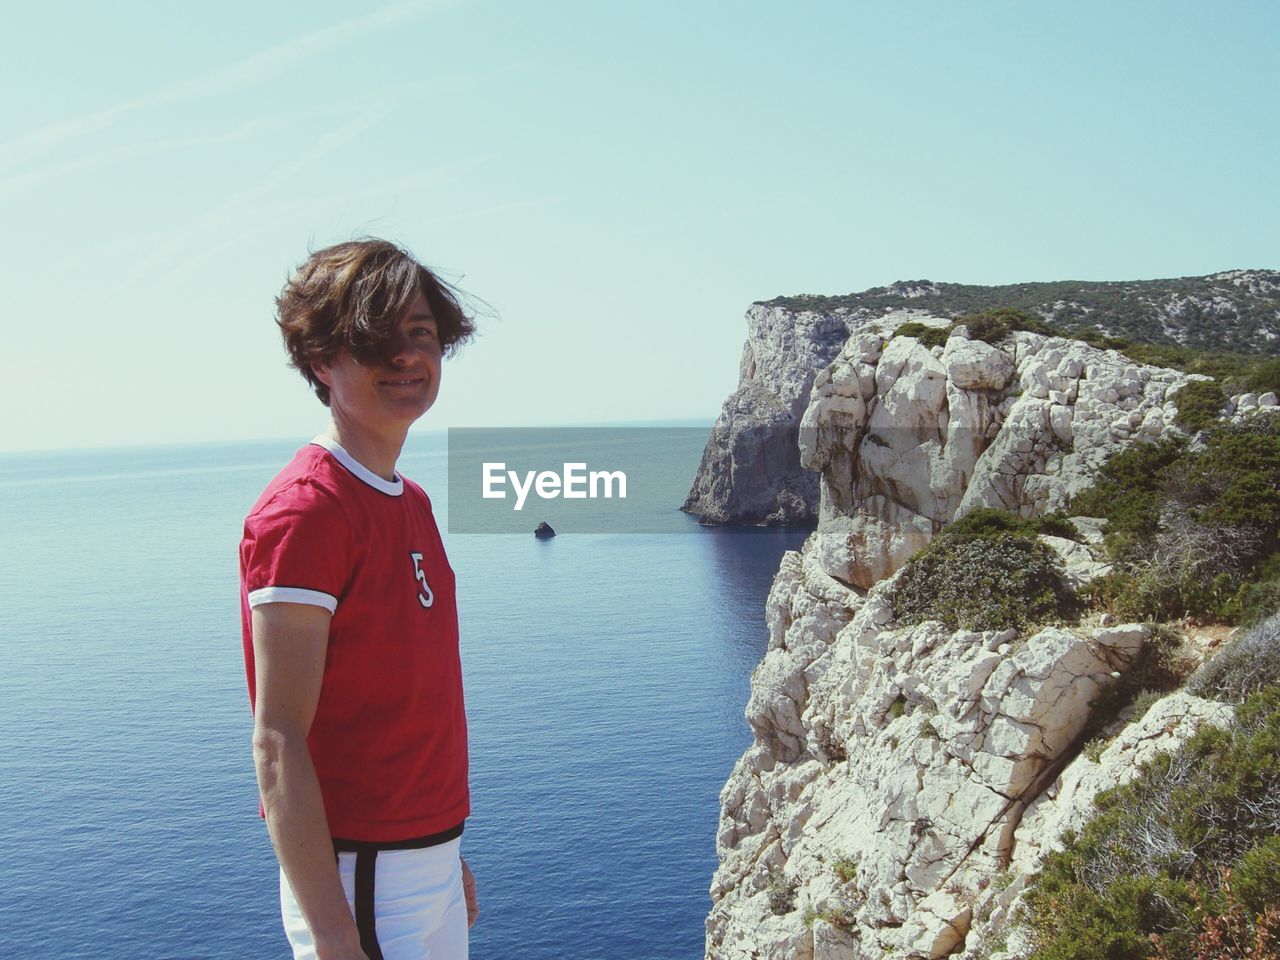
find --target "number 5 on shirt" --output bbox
[410,552,434,609]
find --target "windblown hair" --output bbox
[275,239,476,405]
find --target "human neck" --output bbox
[324,415,408,482]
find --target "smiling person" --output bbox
[239,239,478,960]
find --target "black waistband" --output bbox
[332,820,465,854]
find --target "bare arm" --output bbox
[461,855,478,928]
[252,602,366,960]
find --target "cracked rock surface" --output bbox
[705,322,1242,959]
[707,552,1172,959]
[683,305,854,524]
[686,271,1280,526]
[800,320,1193,588]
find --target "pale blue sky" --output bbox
[2,0,1276,452]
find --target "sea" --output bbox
[0,430,810,960]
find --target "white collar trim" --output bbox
[310,435,404,496]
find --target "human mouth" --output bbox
[379,377,426,387]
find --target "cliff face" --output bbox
[705,319,1258,959]
[685,270,1280,526]
[682,305,851,524]
[800,317,1190,589]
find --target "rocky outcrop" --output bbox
[709,563,1236,959]
[705,321,1243,959]
[802,319,1192,588]
[682,305,852,524]
[960,692,1234,960]
[685,271,1280,525]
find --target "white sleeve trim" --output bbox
[247,587,338,613]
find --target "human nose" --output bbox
[388,331,415,366]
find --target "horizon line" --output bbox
[0,416,719,458]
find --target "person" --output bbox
[238,239,478,960]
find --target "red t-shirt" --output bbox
[239,437,469,841]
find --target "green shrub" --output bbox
[1070,417,1280,622]
[816,904,856,932]
[1237,580,1280,626]
[1150,875,1280,960]
[1025,685,1280,960]
[1172,379,1228,432]
[832,856,859,883]
[946,507,1079,543]
[991,869,1016,893]
[1118,342,1262,383]
[1244,357,1280,396]
[956,307,1056,344]
[892,529,1075,631]
[1188,611,1280,703]
[1234,835,1280,917]
[1026,872,1196,960]
[1186,414,1280,533]
[1080,329,1130,351]
[767,867,798,915]
[893,321,951,349]
[1068,439,1187,562]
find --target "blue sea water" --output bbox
[0,433,808,960]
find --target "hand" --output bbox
[461,856,479,928]
[313,930,369,960]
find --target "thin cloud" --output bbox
[422,195,564,225]
[0,0,450,175]
[152,0,450,106]
[0,118,276,201]
[119,153,511,297]
[110,107,397,294]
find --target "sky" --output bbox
[1,0,1277,452]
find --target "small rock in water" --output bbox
[534,521,556,539]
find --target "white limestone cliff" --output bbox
[684,271,1280,527]
[800,318,1195,589]
[683,305,854,524]
[706,319,1241,959]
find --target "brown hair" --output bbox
[275,239,476,405]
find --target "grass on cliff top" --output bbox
[763,273,1280,357]
[891,508,1079,632]
[1023,684,1280,960]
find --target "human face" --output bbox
[314,290,443,434]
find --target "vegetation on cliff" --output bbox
[891,508,1078,631]
[1024,670,1280,960]
[1071,414,1280,625]
[1004,417,1280,958]
[767,271,1280,356]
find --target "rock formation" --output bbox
[685,271,1280,526]
[800,316,1192,589]
[682,305,851,524]
[705,318,1253,959]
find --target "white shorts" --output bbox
[280,837,468,960]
